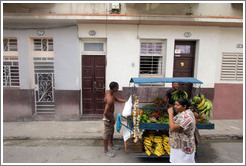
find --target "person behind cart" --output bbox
[103,81,127,158]
[165,82,179,106]
[167,98,196,163]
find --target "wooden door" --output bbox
[82,55,106,115]
[173,41,196,98]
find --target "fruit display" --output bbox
[197,117,210,124]
[191,94,213,118]
[139,96,169,124]
[143,131,170,156]
[125,78,215,158]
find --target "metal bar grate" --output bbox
[3,57,20,87]
[34,57,55,113]
[140,56,163,75]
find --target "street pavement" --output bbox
[3,119,244,141]
[2,119,244,164]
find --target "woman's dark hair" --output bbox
[177,98,190,109]
[109,81,119,90]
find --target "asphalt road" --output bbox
[2,139,244,164]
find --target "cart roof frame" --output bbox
[130,77,203,84]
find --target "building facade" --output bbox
[2,3,244,121]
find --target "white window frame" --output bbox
[3,37,20,87]
[220,52,243,81]
[3,37,18,57]
[33,38,53,51]
[139,39,166,78]
[81,39,107,55]
[30,37,54,57]
[30,38,54,89]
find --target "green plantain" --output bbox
[198,99,208,111]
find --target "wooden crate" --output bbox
[124,138,143,153]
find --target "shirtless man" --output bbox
[165,82,179,106]
[103,81,126,158]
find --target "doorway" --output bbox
[82,55,106,115]
[34,57,55,113]
[173,41,196,98]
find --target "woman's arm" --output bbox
[168,107,183,132]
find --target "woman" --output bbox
[167,98,196,163]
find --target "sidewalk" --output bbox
[3,120,244,141]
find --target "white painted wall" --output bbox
[4,24,242,91]
[106,25,140,90]
[216,27,244,84]
[78,24,243,89]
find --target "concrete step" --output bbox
[80,114,103,121]
[33,113,55,121]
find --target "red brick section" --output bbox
[213,83,243,119]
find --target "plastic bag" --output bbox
[122,95,132,117]
[122,127,133,141]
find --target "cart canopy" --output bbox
[130,77,203,84]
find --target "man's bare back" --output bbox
[104,90,115,113]
[103,86,126,123]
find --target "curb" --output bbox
[3,135,243,141]
[200,134,243,141]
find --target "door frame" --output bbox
[80,38,107,116]
[29,37,55,114]
[81,55,106,115]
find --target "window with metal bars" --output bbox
[3,38,18,51]
[139,41,165,76]
[220,52,243,81]
[3,38,20,87]
[34,39,53,51]
[3,57,20,87]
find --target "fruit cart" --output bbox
[116,77,215,158]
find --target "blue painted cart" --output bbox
[119,77,215,158]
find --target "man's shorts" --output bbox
[104,120,114,140]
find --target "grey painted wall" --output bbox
[53,26,80,90]
[3,25,80,90]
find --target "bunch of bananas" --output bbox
[191,94,204,105]
[143,134,171,156]
[192,94,213,117]
[143,135,154,156]
[153,136,165,157]
[162,135,170,155]
[171,90,188,103]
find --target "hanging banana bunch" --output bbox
[171,90,188,104]
[191,94,213,117]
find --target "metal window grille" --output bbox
[140,42,164,75]
[220,52,243,81]
[3,38,18,51]
[34,39,53,51]
[3,57,20,87]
